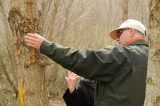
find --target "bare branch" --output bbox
[0,58,18,98]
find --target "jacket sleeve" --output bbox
[63,89,78,106]
[40,40,128,81]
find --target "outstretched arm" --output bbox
[24,33,126,81]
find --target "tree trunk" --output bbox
[1,0,49,106]
[144,0,160,106]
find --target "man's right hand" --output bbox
[24,33,45,50]
[65,71,80,93]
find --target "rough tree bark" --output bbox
[1,0,49,106]
[144,0,160,106]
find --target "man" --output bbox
[25,19,148,106]
[63,71,95,106]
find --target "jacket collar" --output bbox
[127,40,148,46]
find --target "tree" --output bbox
[144,0,160,106]
[6,0,48,106]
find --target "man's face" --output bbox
[116,28,133,45]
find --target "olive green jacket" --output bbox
[40,40,148,106]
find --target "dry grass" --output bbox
[49,97,65,106]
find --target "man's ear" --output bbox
[129,29,135,37]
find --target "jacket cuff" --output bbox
[63,89,77,99]
[40,40,52,55]
[63,88,78,106]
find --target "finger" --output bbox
[73,73,77,77]
[65,77,69,83]
[72,72,77,77]
[25,36,38,42]
[27,33,36,36]
[68,71,72,77]
[65,77,68,80]
[26,42,37,48]
[76,76,80,79]
[70,72,75,77]
[25,39,37,45]
[27,33,39,39]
